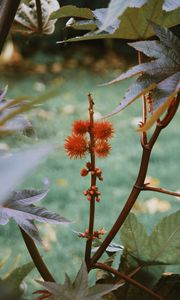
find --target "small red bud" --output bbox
[87,195,92,201]
[98,176,103,181]
[91,185,97,190]
[89,190,94,195]
[81,168,89,176]
[96,197,101,202]
[83,190,88,196]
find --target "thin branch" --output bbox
[157,95,180,129]
[94,263,164,300]
[20,227,55,282]
[85,94,97,266]
[35,0,43,33]
[143,185,180,197]
[0,0,21,53]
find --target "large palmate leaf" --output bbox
[120,211,180,265]
[0,261,34,300]
[34,262,122,300]
[55,0,180,42]
[101,23,180,129]
[147,210,180,265]
[0,144,53,203]
[121,213,150,261]
[94,0,148,34]
[0,189,70,243]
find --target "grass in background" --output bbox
[0,57,179,296]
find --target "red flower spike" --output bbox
[64,134,88,159]
[95,140,111,158]
[94,121,114,140]
[81,168,89,176]
[72,120,90,135]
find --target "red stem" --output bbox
[143,185,180,197]
[20,227,55,282]
[94,263,164,300]
[85,94,97,266]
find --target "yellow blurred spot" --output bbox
[145,176,160,187]
[56,178,68,186]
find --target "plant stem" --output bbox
[85,94,97,266]
[35,0,43,33]
[143,185,180,197]
[89,125,161,269]
[94,263,164,300]
[20,227,55,282]
[0,0,21,53]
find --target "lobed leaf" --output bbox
[50,5,93,20]
[36,261,122,300]
[120,213,150,261]
[58,0,180,42]
[0,189,70,243]
[96,0,147,34]
[147,210,180,264]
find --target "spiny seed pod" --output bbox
[94,121,114,140]
[95,140,111,158]
[72,120,90,135]
[64,134,88,159]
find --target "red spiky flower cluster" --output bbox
[64,119,114,159]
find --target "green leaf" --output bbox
[50,5,93,20]
[96,0,147,34]
[59,0,180,42]
[0,144,53,203]
[0,189,70,243]
[147,210,180,264]
[0,262,34,300]
[35,261,122,300]
[121,213,150,261]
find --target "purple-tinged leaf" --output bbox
[0,189,70,243]
[149,21,180,59]
[100,24,180,126]
[128,40,170,59]
[35,261,122,299]
[152,71,180,111]
[0,86,8,101]
[163,0,180,11]
[9,189,49,205]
